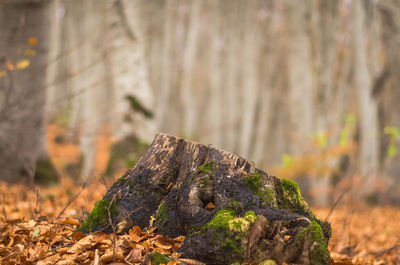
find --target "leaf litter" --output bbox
[0,178,399,265]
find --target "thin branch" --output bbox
[2,193,7,222]
[57,183,87,218]
[46,227,52,252]
[34,188,40,219]
[107,194,117,262]
[100,175,109,191]
[324,187,350,221]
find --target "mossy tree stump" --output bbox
[80,133,331,265]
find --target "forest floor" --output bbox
[1,126,398,264]
[0,177,399,265]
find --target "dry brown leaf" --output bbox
[100,247,125,263]
[125,248,143,263]
[62,218,80,227]
[67,235,93,254]
[92,249,100,265]
[71,231,86,242]
[173,236,185,243]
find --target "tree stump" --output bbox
[79,133,331,265]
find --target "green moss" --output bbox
[295,227,309,247]
[309,221,330,265]
[222,238,242,253]
[117,176,126,184]
[205,209,236,232]
[155,203,168,226]
[293,221,329,265]
[243,173,277,207]
[244,173,261,193]
[260,188,278,208]
[280,178,308,212]
[79,198,119,233]
[34,158,59,185]
[199,162,214,173]
[150,251,169,265]
[227,200,244,214]
[230,262,241,265]
[203,210,261,258]
[126,159,137,169]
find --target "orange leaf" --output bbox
[62,217,80,227]
[205,202,215,210]
[129,226,144,242]
[71,231,86,242]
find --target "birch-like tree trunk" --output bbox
[0,0,57,184]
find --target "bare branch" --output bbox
[57,182,87,218]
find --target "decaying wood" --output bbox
[82,133,331,265]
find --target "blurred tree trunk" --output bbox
[352,0,379,190]
[378,0,400,202]
[0,0,58,184]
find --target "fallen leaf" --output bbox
[125,248,142,263]
[62,217,80,227]
[205,202,215,210]
[100,247,124,262]
[129,226,144,242]
[71,231,86,242]
[67,235,93,254]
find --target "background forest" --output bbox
[1,0,400,264]
[2,0,400,206]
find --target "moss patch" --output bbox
[79,198,119,233]
[203,210,258,255]
[155,203,168,225]
[243,173,277,208]
[280,179,309,212]
[294,221,329,265]
[149,251,169,265]
[227,200,244,214]
[199,161,214,173]
[309,221,330,265]
[244,172,261,193]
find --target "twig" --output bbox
[57,183,87,218]
[100,175,109,190]
[324,187,350,221]
[107,195,117,262]
[47,227,52,252]
[2,193,7,222]
[34,188,40,219]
